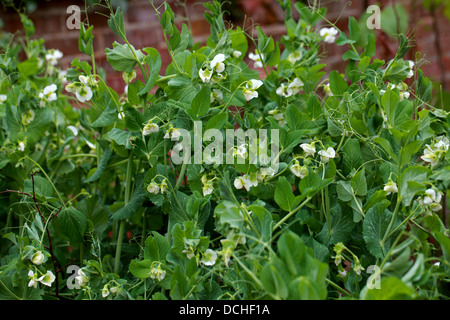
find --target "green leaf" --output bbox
[144,231,170,262]
[342,138,362,175]
[129,259,153,279]
[105,42,144,72]
[214,200,244,231]
[57,207,87,243]
[363,201,397,259]
[139,47,162,96]
[317,204,355,245]
[108,128,136,150]
[108,7,126,41]
[361,277,414,300]
[329,70,348,96]
[399,166,429,206]
[275,177,298,212]
[189,86,211,118]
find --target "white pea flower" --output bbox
[383,180,398,195]
[102,285,110,298]
[147,181,160,195]
[423,188,442,206]
[407,60,415,78]
[0,94,7,103]
[421,145,439,166]
[234,144,248,159]
[338,269,347,278]
[74,85,93,103]
[45,49,63,66]
[79,75,98,88]
[18,140,26,152]
[58,70,67,84]
[150,265,166,282]
[234,176,245,190]
[248,51,265,68]
[28,270,38,288]
[75,268,89,287]
[210,88,224,103]
[211,53,226,74]
[39,84,58,107]
[320,27,339,43]
[288,78,304,95]
[300,142,316,157]
[257,166,276,182]
[109,287,118,295]
[242,79,263,101]
[160,179,168,194]
[287,50,302,64]
[233,50,242,58]
[143,122,159,136]
[318,147,336,163]
[163,127,181,140]
[201,249,218,266]
[201,175,214,196]
[199,67,212,83]
[31,251,45,265]
[434,136,450,152]
[38,270,56,287]
[276,83,293,98]
[290,161,308,179]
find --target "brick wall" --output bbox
[1,0,450,94]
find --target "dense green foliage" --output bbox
[0,0,449,300]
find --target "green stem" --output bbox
[273,197,312,231]
[175,162,188,189]
[114,152,134,274]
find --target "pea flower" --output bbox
[407,60,415,79]
[421,145,439,166]
[201,175,214,196]
[38,270,56,287]
[383,180,398,195]
[122,70,137,84]
[290,161,308,179]
[268,108,286,124]
[232,50,242,58]
[200,249,218,266]
[234,173,258,191]
[75,268,89,287]
[248,51,264,68]
[300,142,316,157]
[31,251,45,265]
[287,50,302,64]
[319,27,339,43]
[163,127,181,140]
[160,179,168,194]
[102,285,110,298]
[323,83,333,97]
[0,94,6,103]
[28,270,38,288]
[242,79,263,101]
[318,147,336,163]
[147,181,160,194]
[288,78,304,95]
[210,89,224,103]
[17,140,26,152]
[199,67,212,83]
[422,188,443,213]
[143,122,159,136]
[150,265,166,282]
[276,83,293,98]
[39,84,58,107]
[257,166,276,182]
[45,49,63,66]
[210,53,226,74]
[22,110,35,126]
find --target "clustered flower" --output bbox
[201,174,215,196]
[143,120,159,136]
[45,49,63,66]
[421,136,449,167]
[234,167,276,191]
[39,84,58,107]
[380,82,410,101]
[248,50,264,68]
[276,78,304,98]
[28,270,56,288]
[147,179,168,195]
[65,75,98,103]
[199,53,227,84]
[418,188,443,214]
[149,264,166,282]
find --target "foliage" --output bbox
[0,0,449,301]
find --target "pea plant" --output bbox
[0,0,449,300]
